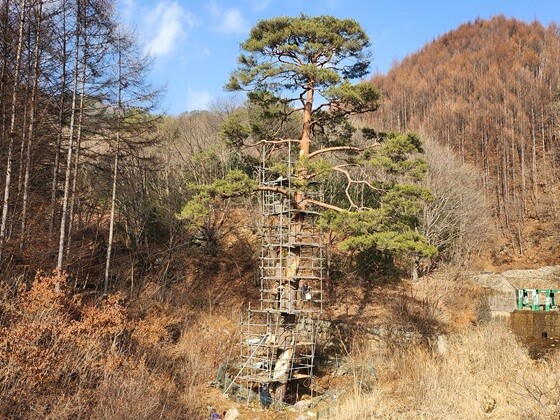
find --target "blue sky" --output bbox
[118,0,559,115]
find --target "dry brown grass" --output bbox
[409,269,488,330]
[0,271,243,419]
[4,265,558,419]
[325,322,560,419]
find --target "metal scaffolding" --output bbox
[232,142,324,404]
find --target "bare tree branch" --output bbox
[308,145,365,159]
[254,138,300,146]
[333,165,383,210]
[304,198,345,212]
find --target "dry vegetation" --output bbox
[2,14,560,420]
[1,259,557,419]
[368,16,560,260]
[312,272,560,420]
[326,322,560,419]
[0,269,243,419]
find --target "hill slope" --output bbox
[366,16,560,263]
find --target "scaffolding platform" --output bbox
[230,142,324,404]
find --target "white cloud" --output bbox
[185,89,212,111]
[144,2,199,57]
[251,0,271,12]
[208,2,248,35]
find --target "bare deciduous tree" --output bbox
[420,137,494,267]
[0,0,26,264]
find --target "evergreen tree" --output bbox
[179,15,436,271]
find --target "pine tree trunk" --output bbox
[273,382,287,407]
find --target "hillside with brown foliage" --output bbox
[366,16,560,263]
[3,12,560,419]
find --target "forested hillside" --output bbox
[2,7,560,418]
[0,0,165,283]
[367,16,560,262]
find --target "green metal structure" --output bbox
[516,289,560,311]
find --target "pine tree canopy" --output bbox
[181,15,437,270]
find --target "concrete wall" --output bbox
[487,291,517,313]
[511,310,560,340]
